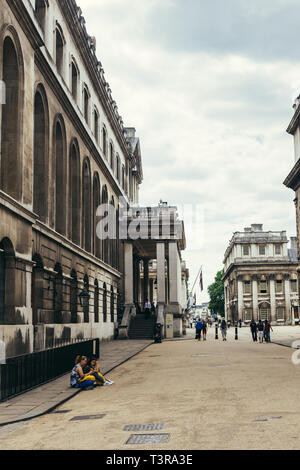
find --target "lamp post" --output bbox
[79,288,90,309]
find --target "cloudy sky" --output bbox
[80,0,299,302]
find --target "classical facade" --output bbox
[0,0,143,357]
[223,224,299,325]
[119,202,189,339]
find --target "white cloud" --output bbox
[79,0,298,300]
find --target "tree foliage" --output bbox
[208,269,225,316]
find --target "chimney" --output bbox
[124,127,136,138]
[251,224,263,232]
[290,237,298,250]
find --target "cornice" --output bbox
[283,158,300,191]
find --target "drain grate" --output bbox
[192,354,208,357]
[70,414,106,421]
[268,416,282,419]
[253,419,268,422]
[125,433,170,445]
[53,410,72,414]
[124,424,164,432]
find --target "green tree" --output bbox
[208,269,225,316]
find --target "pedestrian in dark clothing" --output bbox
[239,319,242,328]
[195,319,203,341]
[257,319,264,343]
[250,319,257,342]
[263,320,273,343]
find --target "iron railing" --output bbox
[0,338,100,402]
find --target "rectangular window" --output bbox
[274,244,281,255]
[291,280,297,293]
[243,245,250,256]
[276,307,285,320]
[275,280,283,293]
[259,245,266,256]
[259,281,267,294]
[244,308,252,321]
[244,281,251,294]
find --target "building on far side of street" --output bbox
[223,224,299,325]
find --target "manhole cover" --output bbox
[70,414,106,421]
[125,433,170,445]
[53,410,72,414]
[124,424,164,431]
[272,357,285,360]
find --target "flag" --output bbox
[199,269,203,292]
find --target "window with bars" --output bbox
[276,307,285,320]
[244,308,252,321]
[259,306,269,320]
[275,280,283,294]
[291,280,298,293]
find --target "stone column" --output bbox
[237,275,244,321]
[156,242,165,325]
[284,273,291,324]
[124,242,134,306]
[168,242,181,313]
[252,275,258,321]
[143,259,149,302]
[269,274,276,324]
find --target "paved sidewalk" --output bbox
[0,339,152,427]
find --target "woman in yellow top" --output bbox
[88,355,114,386]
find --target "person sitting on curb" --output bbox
[70,355,97,390]
[87,355,114,386]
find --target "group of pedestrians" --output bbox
[250,319,273,343]
[195,319,207,341]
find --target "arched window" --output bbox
[32,253,44,326]
[55,27,64,75]
[94,108,99,143]
[110,142,114,171]
[35,0,46,31]
[70,269,78,323]
[83,85,89,123]
[54,117,66,235]
[83,274,89,323]
[71,61,78,101]
[116,155,120,182]
[110,286,114,323]
[0,238,16,325]
[69,139,80,245]
[101,186,108,263]
[53,263,63,324]
[94,279,99,323]
[93,172,101,258]
[122,165,125,189]
[110,197,115,268]
[103,282,107,322]
[33,87,49,222]
[102,126,107,158]
[1,35,23,201]
[82,158,91,252]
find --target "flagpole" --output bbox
[191,266,202,294]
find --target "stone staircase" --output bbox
[128,315,157,340]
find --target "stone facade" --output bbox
[0,0,143,356]
[223,224,299,325]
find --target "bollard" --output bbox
[215,323,218,340]
[235,323,238,340]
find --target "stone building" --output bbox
[0,0,143,357]
[223,224,299,325]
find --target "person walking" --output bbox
[144,298,151,319]
[257,319,264,343]
[250,319,257,342]
[195,318,203,341]
[263,319,273,343]
[220,318,227,341]
[202,320,207,340]
[239,318,242,328]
